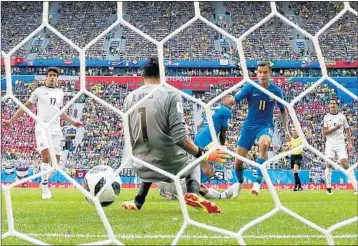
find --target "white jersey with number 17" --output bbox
[28,86,64,135]
[323,112,349,147]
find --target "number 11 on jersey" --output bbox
[259,100,266,110]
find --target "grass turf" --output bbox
[1,188,357,245]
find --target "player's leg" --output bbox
[199,183,239,199]
[122,182,152,210]
[37,134,61,199]
[233,146,248,198]
[251,130,271,196]
[324,146,335,195]
[158,180,187,200]
[233,129,255,198]
[184,165,221,213]
[40,149,52,199]
[291,157,297,190]
[325,161,334,195]
[293,158,303,191]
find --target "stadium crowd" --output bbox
[2,76,357,172]
[5,66,358,78]
[1,1,357,177]
[1,2,357,61]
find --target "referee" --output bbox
[288,128,303,191]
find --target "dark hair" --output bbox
[143,57,159,78]
[329,97,338,104]
[46,67,59,76]
[257,61,272,70]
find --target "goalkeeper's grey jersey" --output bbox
[123,84,189,182]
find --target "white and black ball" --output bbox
[83,165,121,207]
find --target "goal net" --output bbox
[1,1,357,245]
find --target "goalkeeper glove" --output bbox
[195,144,229,164]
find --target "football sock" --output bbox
[325,167,332,189]
[294,173,302,188]
[186,179,200,194]
[203,188,221,199]
[254,157,265,184]
[235,168,244,184]
[134,182,152,209]
[40,162,50,186]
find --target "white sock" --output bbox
[347,169,358,192]
[219,191,228,199]
[325,167,332,189]
[238,182,244,191]
[204,188,221,199]
[40,162,50,186]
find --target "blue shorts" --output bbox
[194,131,212,148]
[237,126,274,150]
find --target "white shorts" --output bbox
[325,144,348,161]
[36,133,63,155]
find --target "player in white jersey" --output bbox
[322,97,356,195]
[4,68,83,199]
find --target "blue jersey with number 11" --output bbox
[234,81,285,128]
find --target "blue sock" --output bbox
[254,157,266,184]
[235,168,244,183]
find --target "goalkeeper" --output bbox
[121,57,228,213]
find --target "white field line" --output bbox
[21,233,358,239]
[20,201,356,205]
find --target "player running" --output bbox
[233,61,290,197]
[322,97,357,195]
[4,67,83,199]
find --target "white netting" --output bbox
[1,1,357,245]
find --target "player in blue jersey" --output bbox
[156,96,238,201]
[194,95,235,184]
[233,61,290,196]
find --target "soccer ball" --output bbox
[83,165,121,207]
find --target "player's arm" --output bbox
[59,92,83,127]
[280,108,290,135]
[167,92,227,163]
[322,116,341,136]
[4,101,33,127]
[322,126,341,136]
[219,128,227,145]
[219,110,231,145]
[346,127,352,152]
[344,116,352,152]
[234,83,251,103]
[197,118,203,131]
[60,113,83,127]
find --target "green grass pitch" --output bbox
[1,188,357,245]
